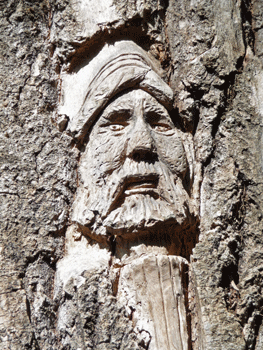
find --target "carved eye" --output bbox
[109,124,125,131]
[152,124,172,133]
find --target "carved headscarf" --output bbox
[60,41,173,142]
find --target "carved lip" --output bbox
[124,175,159,196]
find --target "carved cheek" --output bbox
[85,130,129,178]
[154,133,188,176]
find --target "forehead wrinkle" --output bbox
[115,92,135,108]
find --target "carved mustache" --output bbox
[109,160,160,194]
[104,160,174,217]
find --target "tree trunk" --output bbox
[1,0,263,349]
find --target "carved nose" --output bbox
[127,121,157,162]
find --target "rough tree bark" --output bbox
[0,0,263,349]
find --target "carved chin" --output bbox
[98,193,189,236]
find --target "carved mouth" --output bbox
[124,175,159,196]
[105,174,160,218]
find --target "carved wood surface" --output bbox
[1,1,263,349]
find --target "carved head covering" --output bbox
[59,41,173,142]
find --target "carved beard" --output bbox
[73,157,191,238]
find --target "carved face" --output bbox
[72,89,191,237]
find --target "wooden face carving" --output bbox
[72,89,192,238]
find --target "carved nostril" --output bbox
[133,152,142,162]
[132,150,158,163]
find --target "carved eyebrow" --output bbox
[100,106,133,122]
[144,103,172,123]
[100,95,135,117]
[143,100,169,116]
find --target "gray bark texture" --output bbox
[1,0,263,349]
